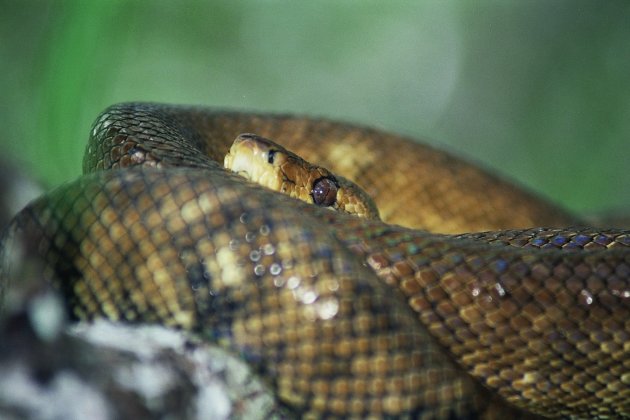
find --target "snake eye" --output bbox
[267,149,277,164]
[311,177,338,207]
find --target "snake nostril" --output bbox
[267,149,277,164]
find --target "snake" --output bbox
[0,102,629,418]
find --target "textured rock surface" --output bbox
[0,299,287,420]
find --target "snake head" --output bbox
[225,133,379,219]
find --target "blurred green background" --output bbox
[1,0,629,215]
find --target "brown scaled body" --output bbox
[1,103,628,418]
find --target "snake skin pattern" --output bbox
[1,103,629,418]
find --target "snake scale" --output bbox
[1,103,629,418]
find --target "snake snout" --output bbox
[225,134,286,193]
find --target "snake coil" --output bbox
[1,103,629,418]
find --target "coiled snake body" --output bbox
[1,103,629,418]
